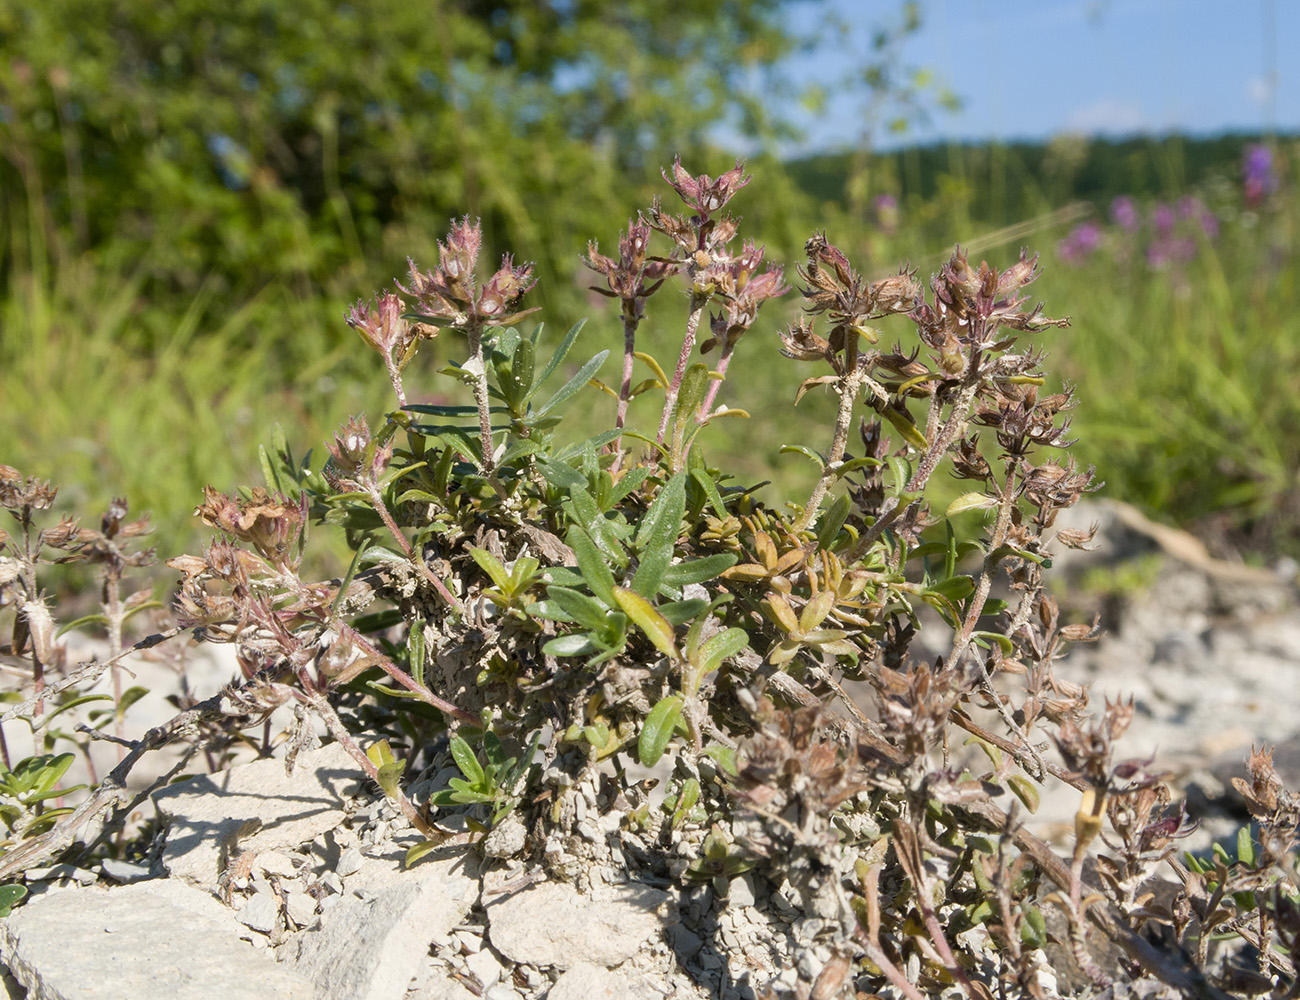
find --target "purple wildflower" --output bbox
[1244,144,1278,205]
[1057,221,1103,265]
[872,193,900,235]
[1109,196,1140,233]
[1151,203,1175,237]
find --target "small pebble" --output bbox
[455,929,482,954]
[336,846,363,877]
[99,859,153,883]
[236,893,279,934]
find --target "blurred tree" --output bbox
[0,0,831,316]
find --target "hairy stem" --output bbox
[697,343,735,419]
[794,338,861,534]
[330,620,481,727]
[465,325,495,476]
[365,486,462,613]
[307,689,438,840]
[657,295,707,443]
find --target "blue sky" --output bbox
[782,0,1298,151]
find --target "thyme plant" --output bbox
[1,160,1297,999]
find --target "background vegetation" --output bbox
[1,0,1296,566]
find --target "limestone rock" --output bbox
[282,845,478,1000]
[0,879,313,1000]
[484,880,670,971]
[152,743,361,888]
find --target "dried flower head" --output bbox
[195,486,303,566]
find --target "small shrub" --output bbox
[3,160,1297,998]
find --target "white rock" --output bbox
[547,962,662,1000]
[464,948,502,990]
[283,847,479,1000]
[726,874,756,909]
[100,858,155,883]
[236,892,280,934]
[336,846,363,877]
[152,743,361,889]
[485,881,670,970]
[0,879,313,999]
[407,974,477,1000]
[284,889,319,929]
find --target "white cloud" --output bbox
[1064,99,1148,135]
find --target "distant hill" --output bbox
[785,132,1290,225]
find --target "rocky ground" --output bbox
[2,499,1298,999]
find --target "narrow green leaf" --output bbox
[689,467,728,518]
[632,474,686,598]
[449,736,485,787]
[544,633,600,657]
[115,686,149,722]
[799,590,837,634]
[639,695,684,767]
[1008,775,1040,814]
[658,598,710,625]
[545,586,610,631]
[405,840,441,869]
[613,587,678,659]
[662,553,738,587]
[534,350,609,419]
[780,444,825,469]
[815,492,852,551]
[972,630,1016,654]
[567,531,617,609]
[469,548,511,591]
[696,627,748,677]
[527,319,588,401]
[947,492,998,517]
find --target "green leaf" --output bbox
[815,492,852,551]
[377,759,406,801]
[404,840,442,869]
[407,617,427,688]
[662,553,738,587]
[527,319,588,401]
[613,587,678,660]
[780,444,825,469]
[45,694,114,723]
[469,548,511,591]
[1237,826,1256,867]
[689,467,728,519]
[534,350,609,420]
[674,364,712,424]
[116,686,149,722]
[947,492,998,516]
[657,598,710,625]
[1008,775,1040,814]
[632,474,686,598]
[449,736,486,787]
[538,459,587,490]
[567,530,617,608]
[926,575,975,602]
[0,884,26,917]
[1020,905,1047,949]
[545,587,610,631]
[972,631,1015,654]
[639,695,684,767]
[695,627,748,677]
[54,613,110,636]
[544,633,600,657]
